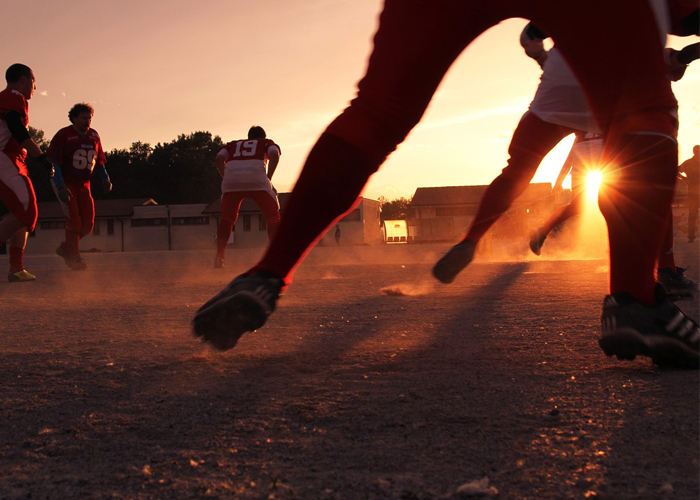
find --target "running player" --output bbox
[433,23,600,284]
[0,64,57,282]
[213,126,281,269]
[49,103,111,271]
[194,1,700,368]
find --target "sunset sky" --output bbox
[3,0,699,200]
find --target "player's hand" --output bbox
[102,177,113,193]
[57,186,72,203]
[37,154,55,177]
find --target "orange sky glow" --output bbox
[3,0,698,200]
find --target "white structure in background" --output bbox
[383,220,409,244]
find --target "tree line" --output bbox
[27,129,224,206]
[23,128,412,218]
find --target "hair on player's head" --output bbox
[5,64,32,84]
[248,126,266,139]
[68,102,95,122]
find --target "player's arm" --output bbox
[215,149,228,178]
[520,22,548,68]
[45,134,72,202]
[4,110,54,175]
[95,164,112,192]
[93,138,112,192]
[267,148,280,181]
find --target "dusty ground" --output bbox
[0,239,698,500]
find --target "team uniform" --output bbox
[194,0,700,368]
[0,88,39,280]
[48,125,107,269]
[214,138,281,265]
[0,88,38,233]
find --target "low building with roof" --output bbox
[407,183,555,243]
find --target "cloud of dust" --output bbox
[380,281,435,296]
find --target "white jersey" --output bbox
[218,138,280,197]
[528,48,601,134]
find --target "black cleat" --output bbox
[432,240,477,284]
[529,228,546,256]
[193,272,283,351]
[599,285,699,369]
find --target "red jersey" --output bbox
[0,88,29,165]
[220,138,281,164]
[48,126,107,183]
[219,138,281,193]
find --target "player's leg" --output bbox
[531,2,698,366]
[78,183,95,247]
[249,0,504,284]
[215,192,244,267]
[194,0,509,349]
[78,183,95,240]
[434,113,574,282]
[247,191,281,241]
[530,156,589,255]
[0,157,38,281]
[62,182,85,270]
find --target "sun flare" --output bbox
[585,171,603,201]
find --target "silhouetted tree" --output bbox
[100,132,224,203]
[26,127,55,202]
[379,196,412,220]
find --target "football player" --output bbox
[49,103,111,271]
[0,64,56,282]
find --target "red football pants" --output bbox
[216,190,280,259]
[253,0,677,307]
[64,180,95,257]
[464,112,576,243]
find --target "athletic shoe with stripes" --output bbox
[432,239,477,284]
[599,285,699,368]
[192,271,283,351]
[8,269,36,282]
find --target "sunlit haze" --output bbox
[3,1,698,200]
[585,171,603,202]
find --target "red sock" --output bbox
[216,220,234,259]
[9,246,24,272]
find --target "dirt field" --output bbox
[1,241,698,499]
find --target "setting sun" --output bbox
[586,171,603,201]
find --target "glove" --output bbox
[37,154,55,177]
[102,177,113,193]
[57,186,72,203]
